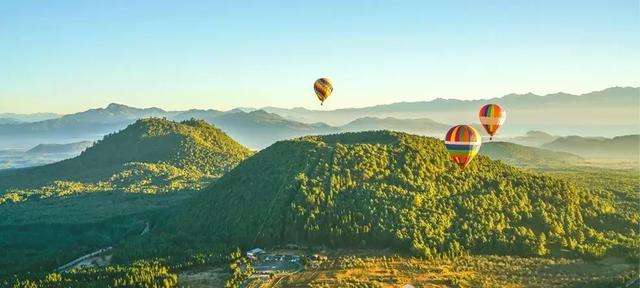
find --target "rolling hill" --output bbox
[479,141,583,168]
[542,134,640,159]
[209,110,339,149]
[160,131,636,260]
[340,116,449,136]
[505,130,559,147]
[26,141,94,154]
[0,118,252,192]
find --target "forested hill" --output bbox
[163,131,637,260]
[0,118,253,191]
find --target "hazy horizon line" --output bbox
[1,85,637,116]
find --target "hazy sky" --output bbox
[1,1,638,114]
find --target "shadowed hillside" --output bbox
[0,118,253,276]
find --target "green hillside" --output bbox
[160,131,637,260]
[479,141,582,168]
[0,118,252,193]
[0,118,252,277]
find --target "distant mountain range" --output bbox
[0,118,25,125]
[479,141,583,168]
[504,131,559,147]
[498,131,639,161]
[0,112,60,123]
[263,87,640,136]
[542,135,639,159]
[0,103,451,150]
[0,103,169,149]
[0,87,637,150]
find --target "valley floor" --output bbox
[178,250,637,288]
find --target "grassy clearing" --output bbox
[264,254,635,288]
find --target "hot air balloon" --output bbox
[478,104,506,140]
[314,78,333,105]
[444,125,482,169]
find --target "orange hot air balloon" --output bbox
[444,125,482,169]
[314,78,333,105]
[478,104,506,140]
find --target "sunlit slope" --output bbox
[169,131,637,259]
[0,118,253,191]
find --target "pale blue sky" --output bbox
[1,0,638,114]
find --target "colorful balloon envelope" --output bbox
[314,78,333,105]
[478,104,506,140]
[444,125,482,169]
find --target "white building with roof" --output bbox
[246,248,266,259]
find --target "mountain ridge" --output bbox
[261,87,640,136]
[1,86,637,150]
[263,86,639,114]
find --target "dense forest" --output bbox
[155,131,638,261]
[0,118,253,278]
[4,247,241,288]
[1,129,638,287]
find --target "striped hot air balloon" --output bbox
[314,78,333,105]
[444,125,482,169]
[478,104,506,140]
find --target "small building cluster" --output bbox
[246,248,266,260]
